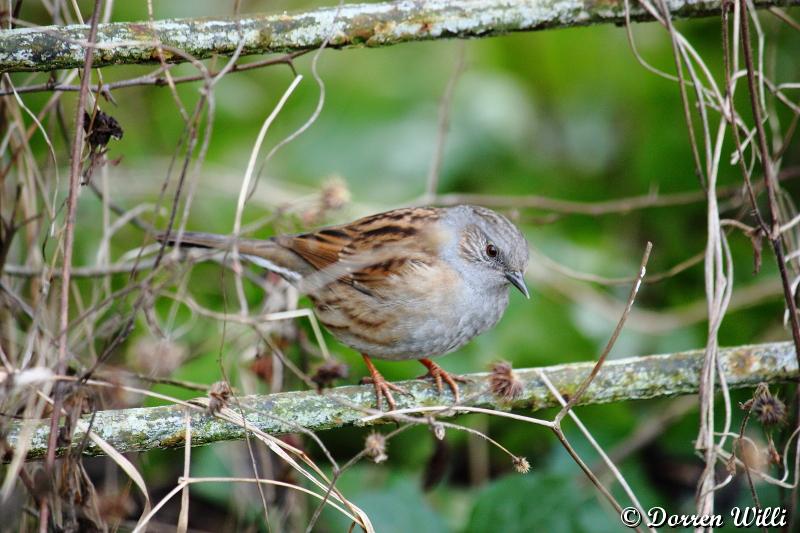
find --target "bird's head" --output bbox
[451,205,530,298]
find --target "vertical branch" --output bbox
[740,0,800,367]
[740,4,800,526]
[42,1,102,530]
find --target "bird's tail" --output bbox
[155,231,271,256]
[155,231,304,280]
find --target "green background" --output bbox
[11,0,800,530]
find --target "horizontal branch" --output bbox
[2,0,798,73]
[4,341,797,461]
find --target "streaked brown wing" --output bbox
[276,227,353,272]
[280,207,443,294]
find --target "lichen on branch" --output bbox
[1,0,798,73]
[4,342,796,462]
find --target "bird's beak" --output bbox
[505,271,530,299]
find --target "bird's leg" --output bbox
[417,358,470,403]
[360,354,408,411]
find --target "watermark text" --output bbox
[619,506,787,529]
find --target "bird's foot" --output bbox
[416,358,470,403]
[360,375,409,411]
[361,355,409,411]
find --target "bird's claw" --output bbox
[416,359,469,403]
[361,375,409,411]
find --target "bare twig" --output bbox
[0,52,309,96]
[431,168,800,215]
[42,2,102,530]
[740,0,800,368]
[554,242,652,425]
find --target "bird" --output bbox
[156,205,530,410]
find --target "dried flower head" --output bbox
[207,381,232,415]
[83,110,123,149]
[311,360,349,391]
[320,176,351,211]
[751,384,786,428]
[301,177,351,225]
[489,361,523,402]
[364,431,388,463]
[512,456,530,474]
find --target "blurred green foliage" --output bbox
[12,0,800,530]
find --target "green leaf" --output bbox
[466,472,620,533]
[322,473,448,533]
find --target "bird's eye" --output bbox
[486,244,498,258]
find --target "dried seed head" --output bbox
[431,422,446,441]
[365,431,388,463]
[751,384,786,428]
[207,381,232,415]
[512,456,530,474]
[83,110,123,149]
[320,176,350,211]
[489,361,523,402]
[311,360,349,391]
[302,176,351,224]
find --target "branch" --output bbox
[4,341,797,461]
[1,0,798,73]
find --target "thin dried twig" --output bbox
[0,52,308,96]
[41,2,102,530]
[554,242,652,425]
[740,0,800,368]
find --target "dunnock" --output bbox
[157,205,529,409]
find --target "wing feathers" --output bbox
[157,207,445,295]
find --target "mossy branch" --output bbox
[2,0,798,73]
[4,341,797,462]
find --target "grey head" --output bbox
[441,205,530,298]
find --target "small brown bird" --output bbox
[157,205,529,409]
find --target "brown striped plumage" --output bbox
[157,205,529,409]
